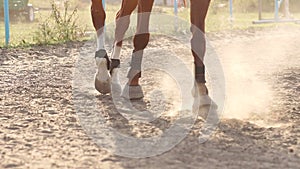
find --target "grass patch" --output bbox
[33,0,85,45]
[0,2,300,47]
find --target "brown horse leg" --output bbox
[190,0,211,94]
[91,0,105,32]
[111,0,138,60]
[92,0,112,94]
[128,0,154,86]
[91,0,106,51]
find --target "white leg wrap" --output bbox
[96,32,105,51]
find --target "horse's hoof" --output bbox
[95,57,111,94]
[194,95,218,109]
[192,95,219,121]
[121,83,144,100]
[191,82,219,121]
[95,77,111,94]
[192,83,218,109]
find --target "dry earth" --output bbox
[0,27,299,168]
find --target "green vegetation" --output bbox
[0,0,300,47]
[33,0,85,45]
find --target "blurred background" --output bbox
[0,0,300,46]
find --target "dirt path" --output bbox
[0,27,299,168]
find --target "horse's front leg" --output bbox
[91,0,111,94]
[91,0,106,50]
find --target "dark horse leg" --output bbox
[190,0,217,108]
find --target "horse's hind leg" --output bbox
[91,0,111,94]
[121,0,154,100]
[127,0,154,86]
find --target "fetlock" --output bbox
[197,83,208,95]
[110,59,120,75]
[95,49,110,70]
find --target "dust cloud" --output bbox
[214,29,300,123]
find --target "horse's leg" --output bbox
[190,0,217,108]
[91,0,111,94]
[190,0,210,94]
[91,0,106,50]
[111,0,138,61]
[120,0,154,100]
[109,0,139,96]
[110,0,138,73]
[127,0,154,86]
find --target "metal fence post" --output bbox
[4,0,10,46]
[174,0,178,31]
[275,0,279,21]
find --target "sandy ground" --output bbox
[0,27,300,168]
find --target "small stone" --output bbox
[68,117,77,122]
